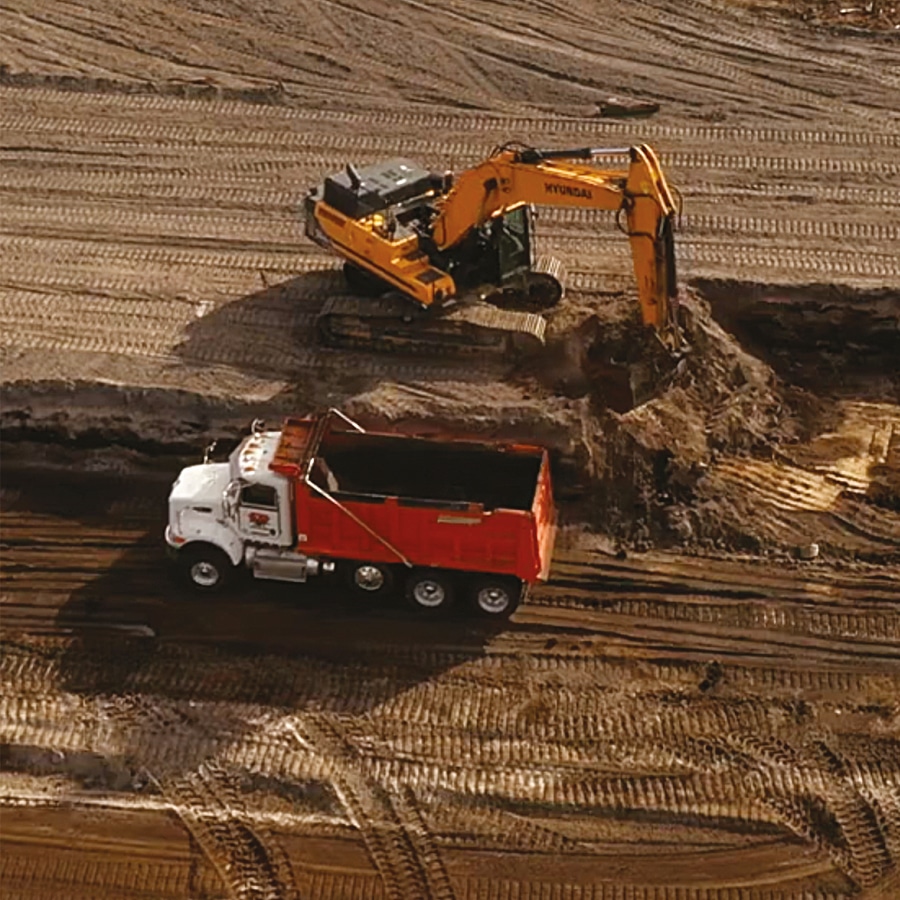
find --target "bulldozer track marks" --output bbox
[548,238,900,281]
[2,629,898,892]
[546,208,900,244]
[687,182,900,208]
[3,87,899,393]
[710,458,900,549]
[532,590,900,645]
[3,82,898,148]
[3,0,900,888]
[453,884,851,900]
[0,234,316,274]
[0,850,211,898]
[1,202,301,245]
[607,0,894,125]
[4,108,899,173]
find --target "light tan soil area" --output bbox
[1,1,899,898]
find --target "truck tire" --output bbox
[180,544,234,593]
[343,561,395,598]
[405,569,455,614]
[469,576,522,619]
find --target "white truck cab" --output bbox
[166,425,308,590]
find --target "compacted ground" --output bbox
[1,1,899,898]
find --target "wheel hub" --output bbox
[413,580,445,607]
[477,586,510,614]
[354,565,385,591]
[191,561,220,587]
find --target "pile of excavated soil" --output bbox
[341,291,804,548]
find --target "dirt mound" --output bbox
[341,292,799,547]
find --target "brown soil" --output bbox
[1,1,899,898]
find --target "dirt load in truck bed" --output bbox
[1,1,899,898]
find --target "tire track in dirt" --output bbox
[548,551,900,603]
[285,714,456,900]
[149,761,299,900]
[0,235,315,274]
[1,634,896,892]
[548,209,900,244]
[669,0,900,94]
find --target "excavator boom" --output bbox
[430,144,680,345]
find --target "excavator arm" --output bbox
[431,143,681,346]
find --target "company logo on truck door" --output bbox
[545,183,593,199]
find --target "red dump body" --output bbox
[270,413,556,583]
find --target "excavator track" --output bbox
[315,293,547,358]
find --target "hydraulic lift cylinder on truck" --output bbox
[165,409,557,618]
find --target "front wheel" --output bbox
[405,569,455,614]
[179,544,234,593]
[468,576,522,619]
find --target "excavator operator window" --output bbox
[496,206,532,282]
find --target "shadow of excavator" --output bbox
[172,269,508,411]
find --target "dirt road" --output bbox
[1,1,899,897]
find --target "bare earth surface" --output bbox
[1,1,899,898]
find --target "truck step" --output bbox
[249,548,311,583]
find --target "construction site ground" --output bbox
[1,1,899,898]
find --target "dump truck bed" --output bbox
[270,415,556,583]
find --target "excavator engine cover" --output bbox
[322,158,438,219]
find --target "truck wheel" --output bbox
[469,577,522,618]
[180,545,234,593]
[405,570,454,614]
[344,561,395,598]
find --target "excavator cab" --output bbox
[439,205,561,313]
[495,205,533,285]
[444,205,533,293]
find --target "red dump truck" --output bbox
[166,409,556,617]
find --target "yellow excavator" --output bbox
[303,142,681,356]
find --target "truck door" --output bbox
[237,483,282,542]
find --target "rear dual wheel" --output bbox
[404,569,522,619]
[469,576,522,618]
[405,569,454,614]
